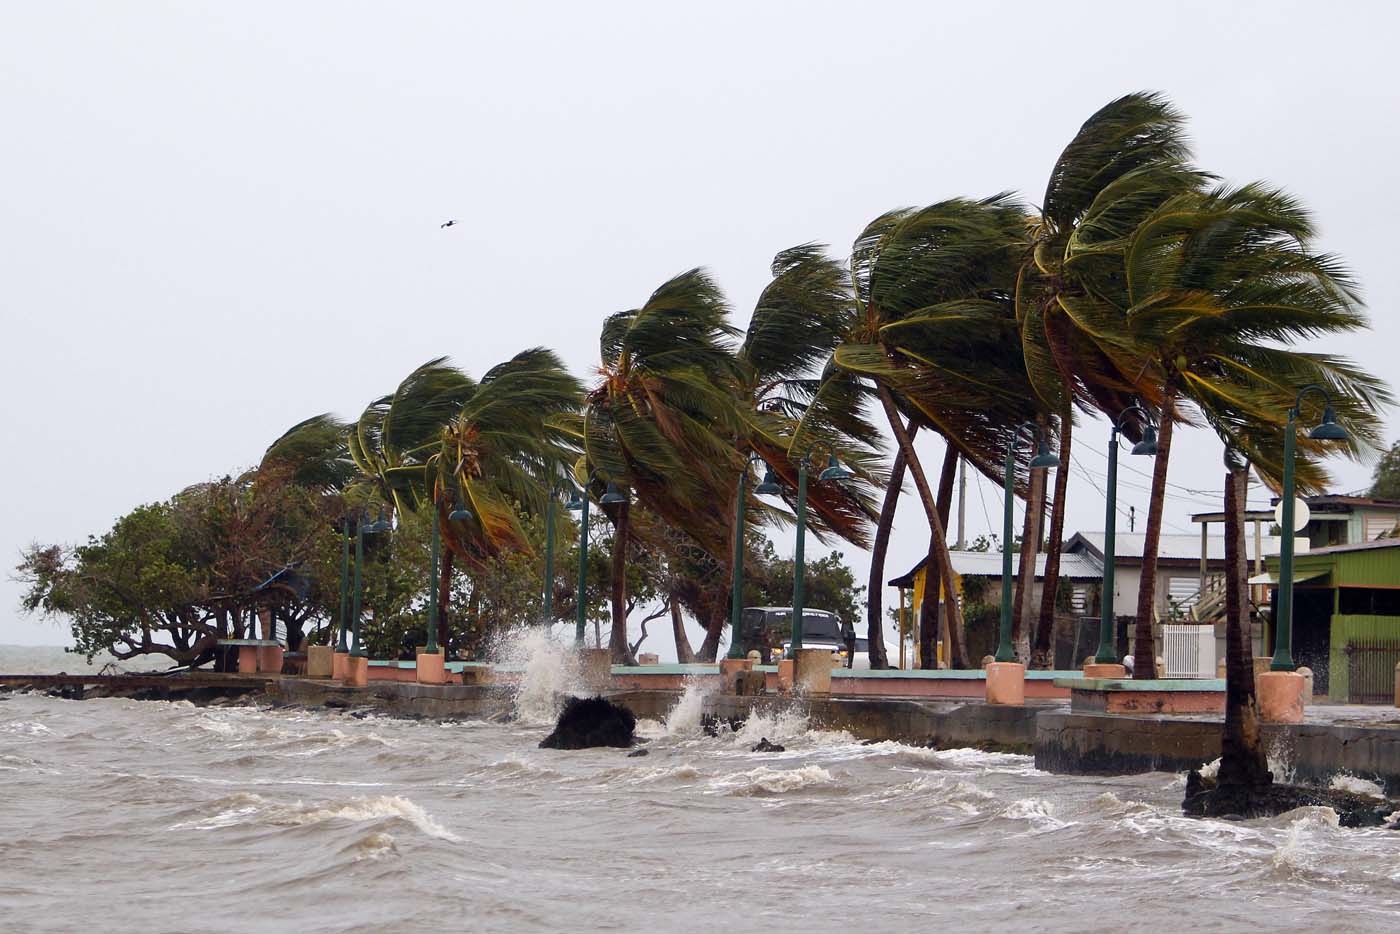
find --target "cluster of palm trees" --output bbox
[261,92,1387,675]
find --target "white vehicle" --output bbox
[740,606,870,669]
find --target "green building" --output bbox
[1258,537,1400,703]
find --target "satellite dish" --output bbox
[1274,499,1310,532]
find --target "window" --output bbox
[1337,587,1400,616]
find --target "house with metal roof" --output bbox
[1257,537,1400,703]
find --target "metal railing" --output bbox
[1344,639,1400,704]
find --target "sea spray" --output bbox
[660,679,712,737]
[490,627,583,725]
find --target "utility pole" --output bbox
[1129,505,1136,533]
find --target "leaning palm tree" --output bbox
[1017,92,1206,667]
[584,269,745,663]
[727,244,885,661]
[1106,181,1387,678]
[260,413,357,492]
[347,357,476,516]
[424,348,583,650]
[821,195,1043,667]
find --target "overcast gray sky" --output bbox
[4,1,1397,654]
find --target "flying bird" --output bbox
[440,220,456,228]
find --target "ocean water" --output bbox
[2,645,1399,932]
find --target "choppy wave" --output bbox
[169,792,461,841]
[709,764,838,796]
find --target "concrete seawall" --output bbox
[261,677,1400,793]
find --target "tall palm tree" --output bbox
[823,195,1043,667]
[427,349,583,650]
[1107,181,1387,678]
[727,244,885,661]
[584,269,745,663]
[1017,92,1206,667]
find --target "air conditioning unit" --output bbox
[1162,624,1216,679]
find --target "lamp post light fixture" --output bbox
[1271,385,1350,672]
[995,423,1061,663]
[1093,405,1159,664]
[754,451,852,658]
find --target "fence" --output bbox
[1343,638,1400,704]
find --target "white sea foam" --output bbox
[710,764,836,796]
[170,792,461,841]
[491,627,582,725]
[1328,774,1386,798]
[344,831,399,860]
[0,720,52,736]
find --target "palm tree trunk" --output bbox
[875,386,967,668]
[1012,464,1046,661]
[1031,415,1072,669]
[608,501,635,665]
[926,443,958,669]
[866,423,917,669]
[1217,460,1271,796]
[1133,387,1177,679]
[670,596,697,663]
[436,547,453,655]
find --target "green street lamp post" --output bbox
[1272,385,1350,671]
[335,517,351,652]
[351,510,391,659]
[424,510,441,655]
[755,453,851,659]
[726,456,778,660]
[543,487,557,623]
[565,484,591,644]
[995,423,1061,663]
[1094,406,1159,663]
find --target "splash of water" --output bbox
[660,680,712,737]
[490,627,582,725]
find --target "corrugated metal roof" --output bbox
[1069,531,1258,562]
[890,549,1102,587]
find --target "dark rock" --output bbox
[701,713,743,737]
[1183,769,1399,828]
[539,695,637,750]
[751,737,785,753]
[626,748,649,758]
[323,697,351,709]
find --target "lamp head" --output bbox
[1307,406,1349,441]
[448,502,474,522]
[364,509,392,534]
[1028,438,1060,470]
[754,465,782,496]
[564,487,585,511]
[818,454,853,482]
[600,482,628,505]
[1130,422,1159,456]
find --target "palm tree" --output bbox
[824,195,1043,667]
[260,414,357,493]
[584,269,744,663]
[1106,181,1387,678]
[728,244,885,661]
[428,348,583,651]
[1016,92,1205,668]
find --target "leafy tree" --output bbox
[1368,440,1400,500]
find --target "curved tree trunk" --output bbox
[437,547,453,656]
[1031,415,1072,669]
[875,386,967,668]
[924,443,958,669]
[670,596,697,663]
[1012,463,1046,662]
[866,423,917,669]
[1217,461,1271,795]
[696,598,727,662]
[1133,388,1177,679]
[608,501,635,665]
